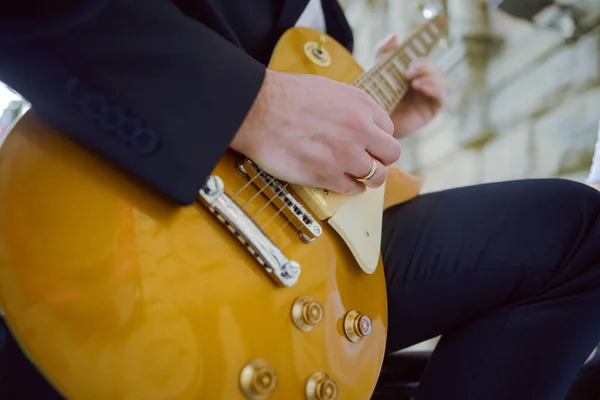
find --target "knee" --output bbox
[540,178,600,219]
[550,178,600,200]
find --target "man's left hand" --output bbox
[376,34,447,138]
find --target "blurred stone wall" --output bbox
[340,0,600,193]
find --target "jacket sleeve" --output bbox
[0,0,266,205]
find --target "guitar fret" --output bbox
[363,81,387,109]
[405,45,418,61]
[412,38,427,55]
[353,12,447,115]
[391,58,406,73]
[373,78,395,105]
[379,72,404,112]
[380,69,400,91]
[399,52,413,68]
[388,66,409,93]
[421,30,433,44]
[372,83,394,112]
[387,67,409,93]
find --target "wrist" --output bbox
[230,69,275,157]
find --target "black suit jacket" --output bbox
[0,0,353,205]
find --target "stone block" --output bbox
[533,87,600,177]
[395,135,420,172]
[414,123,461,169]
[490,30,600,130]
[481,122,533,181]
[488,13,564,88]
[419,150,482,193]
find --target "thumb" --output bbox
[375,33,398,61]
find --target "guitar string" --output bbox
[356,29,439,113]
[271,28,440,241]
[248,176,314,245]
[353,13,443,88]
[251,178,286,218]
[229,164,293,238]
[261,184,291,232]
[231,163,263,200]
[223,157,294,233]
[268,211,296,244]
[263,183,320,242]
[353,14,442,105]
[239,171,277,209]
[237,16,446,245]
[263,46,422,242]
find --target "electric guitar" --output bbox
[0,11,447,400]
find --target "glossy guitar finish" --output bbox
[0,18,444,400]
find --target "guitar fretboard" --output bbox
[353,13,448,115]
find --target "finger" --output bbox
[370,101,395,135]
[412,78,446,105]
[412,78,445,99]
[329,176,368,196]
[375,33,398,60]
[357,86,395,135]
[405,58,440,79]
[413,71,446,87]
[362,158,388,189]
[365,126,401,166]
[347,152,388,187]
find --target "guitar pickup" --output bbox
[237,159,323,243]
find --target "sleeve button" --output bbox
[132,129,159,155]
[82,93,107,119]
[100,105,125,131]
[116,118,140,143]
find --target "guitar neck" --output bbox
[353,13,448,115]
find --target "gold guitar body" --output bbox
[0,28,422,399]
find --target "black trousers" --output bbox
[2,178,600,399]
[381,178,600,399]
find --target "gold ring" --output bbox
[355,157,378,183]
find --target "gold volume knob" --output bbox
[291,296,325,332]
[305,372,338,400]
[343,310,373,343]
[303,35,332,67]
[240,359,278,399]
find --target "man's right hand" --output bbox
[230,70,401,195]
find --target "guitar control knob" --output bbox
[239,359,278,399]
[317,35,327,52]
[343,310,373,343]
[291,296,324,332]
[305,372,338,400]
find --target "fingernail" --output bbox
[383,32,396,44]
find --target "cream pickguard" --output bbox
[327,183,386,274]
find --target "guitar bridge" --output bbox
[237,159,322,243]
[198,175,301,287]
